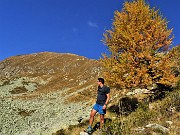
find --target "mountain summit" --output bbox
[0,52,102,99]
[0,52,103,135]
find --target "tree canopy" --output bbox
[102,0,178,89]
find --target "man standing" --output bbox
[86,78,110,134]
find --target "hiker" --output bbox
[86,78,110,133]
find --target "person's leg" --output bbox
[89,109,97,126]
[86,108,97,133]
[100,114,105,128]
[98,105,106,128]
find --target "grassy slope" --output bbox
[55,87,180,135]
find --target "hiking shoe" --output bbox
[85,126,93,134]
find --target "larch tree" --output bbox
[101,0,178,89]
[171,45,180,80]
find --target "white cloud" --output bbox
[87,21,98,28]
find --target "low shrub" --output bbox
[102,103,157,135]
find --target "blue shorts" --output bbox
[93,103,106,114]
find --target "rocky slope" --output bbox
[0,52,103,135]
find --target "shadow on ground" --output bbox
[108,96,138,116]
[92,118,112,133]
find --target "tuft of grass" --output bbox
[0,79,10,86]
[17,109,35,117]
[101,103,157,135]
[126,104,157,127]
[52,129,66,135]
[153,89,180,117]
[9,86,28,94]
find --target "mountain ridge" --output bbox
[0,52,102,99]
[0,52,105,134]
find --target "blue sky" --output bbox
[0,0,180,61]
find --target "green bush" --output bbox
[102,103,157,135]
[124,104,157,128]
[154,90,180,116]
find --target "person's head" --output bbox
[97,78,104,85]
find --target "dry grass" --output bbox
[99,89,180,135]
[9,86,28,94]
[18,109,36,117]
[0,52,102,103]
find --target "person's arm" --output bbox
[103,93,110,109]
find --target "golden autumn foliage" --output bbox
[101,0,178,88]
[172,45,180,73]
[171,45,180,86]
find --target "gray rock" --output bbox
[126,91,134,95]
[166,121,173,125]
[80,131,89,135]
[146,123,169,134]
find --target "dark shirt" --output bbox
[96,85,110,106]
